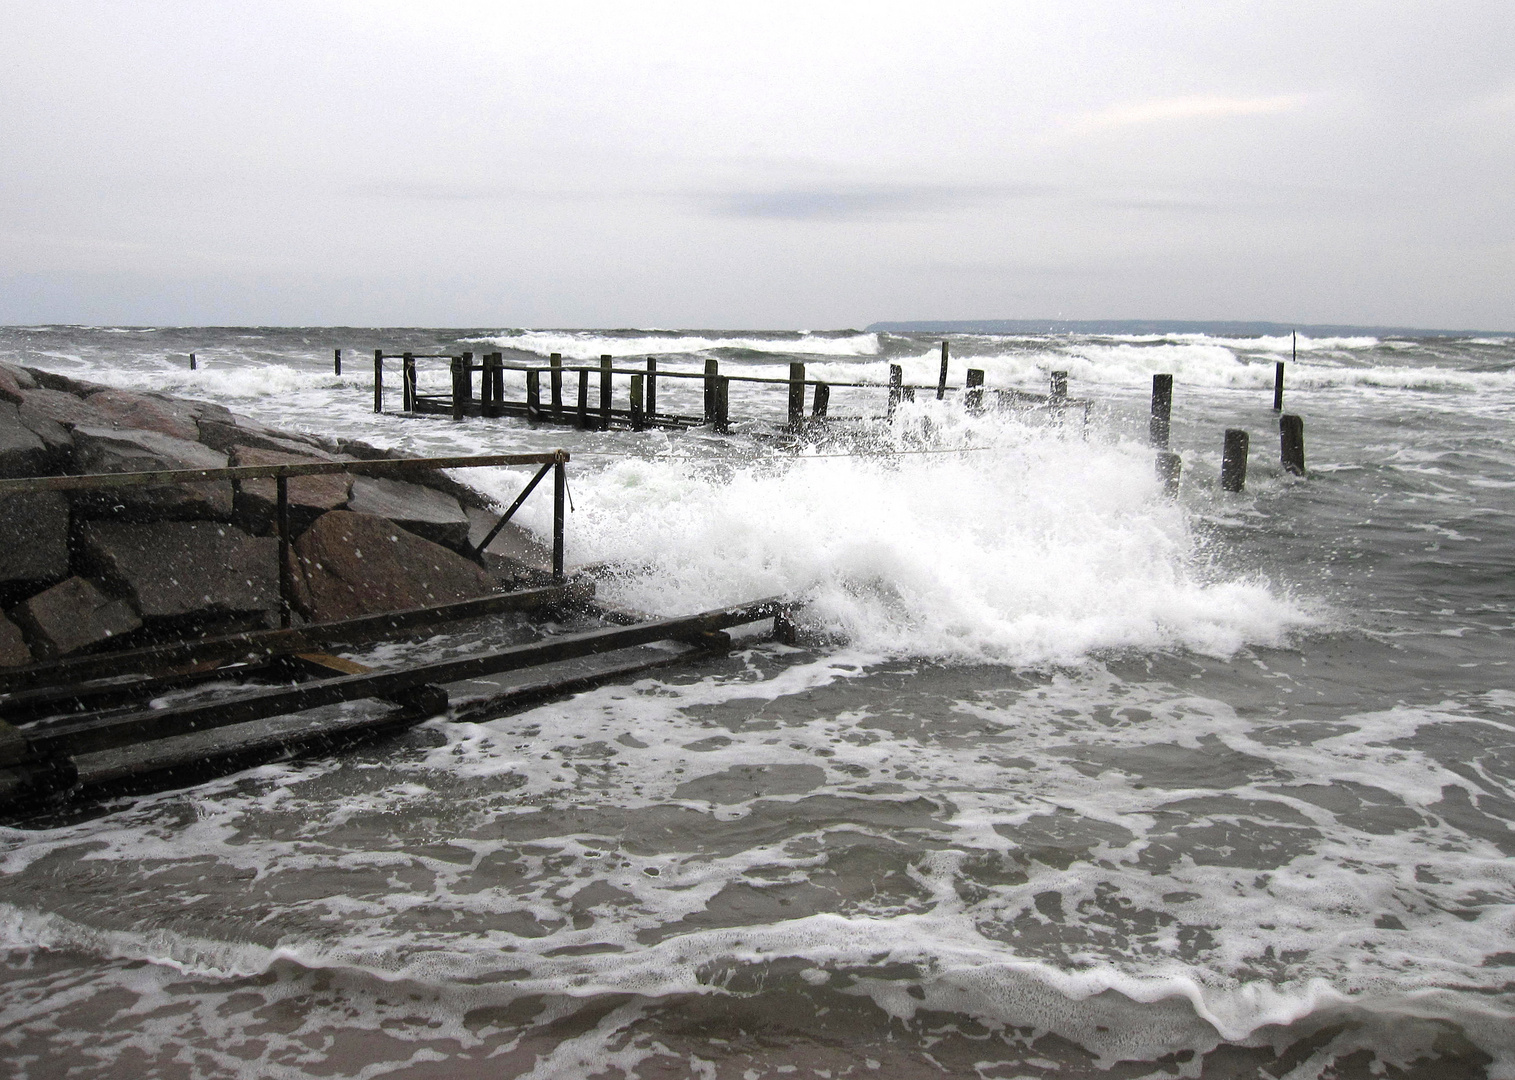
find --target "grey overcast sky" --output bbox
[1,1,1511,329]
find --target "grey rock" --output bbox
[11,576,142,658]
[0,403,48,478]
[0,367,26,405]
[0,364,36,392]
[465,505,551,575]
[289,510,494,622]
[70,426,233,520]
[348,476,469,550]
[84,389,200,441]
[0,492,69,584]
[0,615,32,669]
[79,520,279,620]
[230,445,352,534]
[198,412,336,457]
[17,387,113,430]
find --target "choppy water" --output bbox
[0,325,1512,1078]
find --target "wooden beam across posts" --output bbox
[704,358,719,422]
[550,353,563,419]
[965,368,985,413]
[1274,361,1285,412]
[599,355,613,431]
[812,381,830,417]
[1280,414,1306,476]
[27,598,790,758]
[1156,451,1182,496]
[373,350,384,412]
[630,374,646,430]
[937,340,949,400]
[402,353,417,412]
[646,358,657,419]
[1050,371,1068,401]
[788,363,806,427]
[334,348,342,376]
[1221,429,1249,492]
[1150,374,1173,449]
[577,369,590,428]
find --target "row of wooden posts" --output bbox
[1149,362,1306,495]
[363,341,1084,432]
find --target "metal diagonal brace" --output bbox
[472,456,560,559]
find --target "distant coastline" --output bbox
[864,319,1513,338]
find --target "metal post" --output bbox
[552,458,566,583]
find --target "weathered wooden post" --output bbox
[552,457,566,583]
[1150,374,1173,449]
[704,358,719,422]
[189,352,197,371]
[458,350,473,411]
[526,369,542,420]
[577,369,590,428]
[451,355,466,420]
[1156,451,1182,496]
[276,473,292,628]
[812,381,830,417]
[1280,414,1306,475]
[936,341,949,400]
[788,363,806,427]
[1221,429,1249,492]
[630,374,645,430]
[1050,370,1068,400]
[887,364,903,419]
[334,348,342,375]
[402,352,416,412]
[481,353,500,417]
[550,353,563,419]
[599,355,613,430]
[490,352,505,412]
[965,369,985,413]
[714,375,730,433]
[646,358,657,420]
[373,350,384,412]
[1273,361,1285,412]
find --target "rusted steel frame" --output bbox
[30,598,789,757]
[0,582,590,695]
[0,451,568,496]
[471,461,554,559]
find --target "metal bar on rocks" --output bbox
[276,475,292,628]
[472,461,555,558]
[552,461,566,583]
[29,598,791,758]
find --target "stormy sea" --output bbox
[0,325,1511,1078]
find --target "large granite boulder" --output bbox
[78,520,279,621]
[0,492,69,585]
[0,615,32,668]
[84,389,201,442]
[0,403,49,478]
[11,576,141,658]
[198,410,336,458]
[230,446,351,534]
[465,505,551,578]
[70,426,233,520]
[0,366,28,406]
[347,476,469,550]
[17,387,114,430]
[289,510,495,622]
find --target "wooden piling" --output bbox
[1273,361,1285,411]
[373,350,384,413]
[577,369,590,428]
[1280,414,1306,476]
[965,369,985,413]
[1050,371,1068,400]
[646,359,657,419]
[189,352,197,371]
[887,364,903,419]
[630,374,645,430]
[599,355,613,431]
[812,381,830,417]
[451,355,466,420]
[714,375,730,433]
[550,353,563,419]
[334,348,342,375]
[526,369,542,419]
[1156,451,1182,496]
[1221,429,1249,492]
[1150,374,1173,449]
[402,352,416,412]
[788,362,806,427]
[704,358,719,423]
[458,350,473,409]
[937,340,949,400]
[490,352,505,413]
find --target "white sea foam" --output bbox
[463,330,882,360]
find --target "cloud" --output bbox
[709,183,1051,222]
[1066,94,1309,134]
